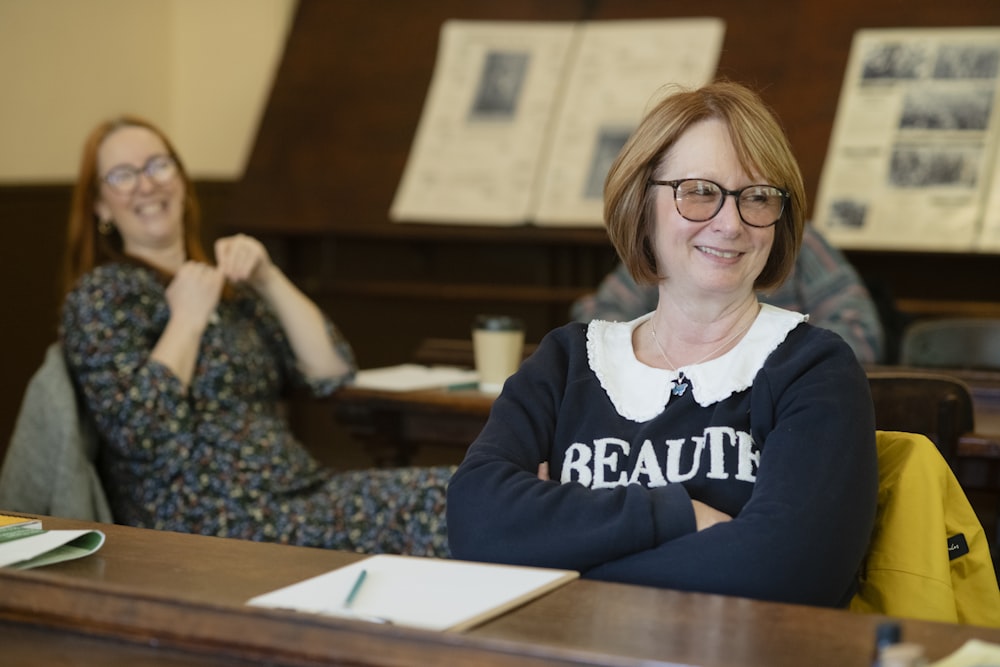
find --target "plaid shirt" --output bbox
[571,226,885,363]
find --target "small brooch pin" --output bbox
[671,374,688,397]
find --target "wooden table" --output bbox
[332,364,1000,544]
[333,384,494,466]
[332,366,1000,466]
[951,369,1000,456]
[3,515,999,666]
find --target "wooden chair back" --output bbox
[866,372,996,573]
[900,318,1000,370]
[866,371,974,468]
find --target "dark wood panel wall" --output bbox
[226,0,1000,375]
[0,183,232,466]
[4,0,1000,468]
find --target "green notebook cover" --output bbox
[0,525,106,569]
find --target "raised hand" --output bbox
[152,260,226,388]
[214,234,274,289]
[165,260,225,329]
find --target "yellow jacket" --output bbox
[850,430,1000,627]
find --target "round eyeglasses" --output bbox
[102,154,178,195]
[648,178,788,228]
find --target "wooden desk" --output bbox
[333,364,1000,540]
[937,368,1000,496]
[333,366,1000,466]
[951,369,1000,457]
[334,384,493,466]
[3,516,999,666]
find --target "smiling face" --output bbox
[650,118,774,304]
[94,125,186,265]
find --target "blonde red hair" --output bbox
[604,80,806,291]
[62,115,207,297]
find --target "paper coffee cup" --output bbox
[472,315,525,394]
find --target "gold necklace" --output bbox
[649,310,757,396]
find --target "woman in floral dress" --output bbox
[60,115,451,557]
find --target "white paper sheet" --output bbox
[247,554,578,632]
[930,638,1000,666]
[351,364,479,392]
[534,18,724,226]
[0,529,106,569]
[390,21,577,225]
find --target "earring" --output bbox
[98,218,114,235]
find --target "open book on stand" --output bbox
[390,18,725,227]
[814,27,1000,252]
[0,513,106,569]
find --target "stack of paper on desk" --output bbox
[351,364,479,392]
[247,554,579,632]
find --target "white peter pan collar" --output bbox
[586,303,807,422]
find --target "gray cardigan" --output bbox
[0,343,113,522]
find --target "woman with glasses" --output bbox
[447,81,878,607]
[570,224,886,364]
[60,115,452,556]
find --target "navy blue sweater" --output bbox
[447,315,878,607]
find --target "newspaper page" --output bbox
[533,18,725,227]
[979,94,1000,250]
[814,28,1000,252]
[390,21,577,225]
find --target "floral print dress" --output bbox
[61,262,451,557]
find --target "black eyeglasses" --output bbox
[648,178,788,228]
[102,154,178,195]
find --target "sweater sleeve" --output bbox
[585,333,879,607]
[60,268,197,476]
[447,327,698,572]
[239,290,356,398]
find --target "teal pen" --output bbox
[343,568,367,609]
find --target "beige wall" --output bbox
[0,0,296,182]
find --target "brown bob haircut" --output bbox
[604,80,806,291]
[62,114,208,297]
